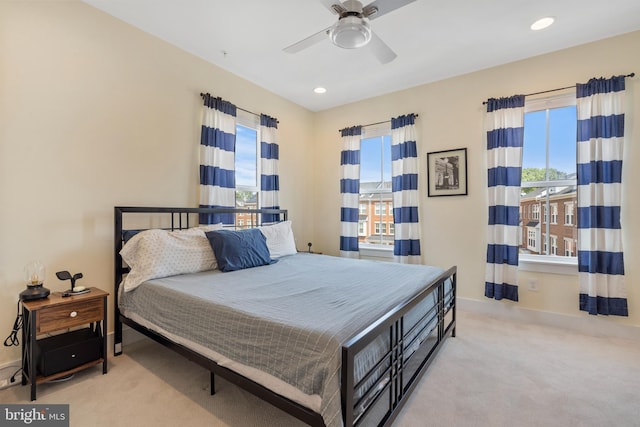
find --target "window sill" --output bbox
[519,255,577,275]
[359,244,394,260]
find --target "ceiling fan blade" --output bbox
[368,31,397,64]
[364,0,417,20]
[283,27,331,54]
[319,0,343,14]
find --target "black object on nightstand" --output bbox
[56,270,90,296]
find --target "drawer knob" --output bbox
[70,311,78,318]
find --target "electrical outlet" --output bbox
[527,278,539,292]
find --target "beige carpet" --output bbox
[2,310,639,427]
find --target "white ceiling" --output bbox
[82,0,640,112]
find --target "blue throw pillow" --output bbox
[205,228,277,272]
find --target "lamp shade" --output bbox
[25,260,45,285]
[21,260,50,300]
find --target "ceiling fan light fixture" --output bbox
[330,16,371,49]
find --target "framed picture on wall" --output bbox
[427,148,468,197]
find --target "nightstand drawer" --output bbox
[37,298,104,334]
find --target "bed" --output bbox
[114,206,456,427]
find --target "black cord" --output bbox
[10,367,22,383]
[4,300,22,347]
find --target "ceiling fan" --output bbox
[283,0,416,64]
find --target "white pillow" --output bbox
[258,220,297,258]
[120,225,223,292]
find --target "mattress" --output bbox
[119,253,445,427]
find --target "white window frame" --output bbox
[519,92,578,275]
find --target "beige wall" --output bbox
[312,31,640,330]
[1,2,638,367]
[0,2,314,365]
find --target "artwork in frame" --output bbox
[427,148,468,197]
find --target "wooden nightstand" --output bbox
[21,287,109,400]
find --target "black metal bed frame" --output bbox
[113,206,456,427]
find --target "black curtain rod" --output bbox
[338,114,419,133]
[199,93,278,123]
[482,72,635,105]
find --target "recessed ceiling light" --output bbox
[530,17,554,31]
[314,87,327,94]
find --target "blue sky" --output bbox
[235,124,257,187]
[523,105,576,177]
[361,135,392,183]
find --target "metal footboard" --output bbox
[342,266,456,427]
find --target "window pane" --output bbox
[548,106,576,178]
[359,135,394,246]
[522,110,547,175]
[361,137,383,182]
[521,100,577,260]
[359,194,393,246]
[235,191,257,207]
[236,125,257,187]
[235,191,257,228]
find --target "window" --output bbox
[564,202,574,225]
[564,238,575,257]
[359,127,394,247]
[235,112,260,214]
[532,204,540,220]
[520,93,578,267]
[375,222,387,234]
[527,228,537,251]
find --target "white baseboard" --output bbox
[458,297,640,343]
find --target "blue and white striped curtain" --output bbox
[260,114,280,224]
[485,95,524,302]
[199,94,237,225]
[391,114,421,264]
[576,76,627,316]
[339,126,362,258]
